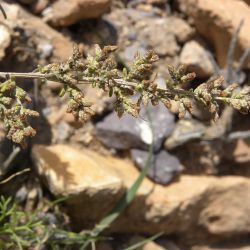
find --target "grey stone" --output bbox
[135,17,186,57]
[15,186,28,203]
[54,121,73,142]
[127,30,137,41]
[96,103,175,152]
[131,149,183,185]
[165,119,206,150]
[124,8,156,22]
[121,43,147,62]
[37,42,53,59]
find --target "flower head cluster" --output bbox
[0,44,249,145]
[0,79,39,146]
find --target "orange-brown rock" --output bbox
[43,0,111,27]
[0,25,11,60]
[192,245,250,250]
[32,144,250,243]
[242,0,250,5]
[178,0,250,68]
[1,2,73,63]
[180,40,214,78]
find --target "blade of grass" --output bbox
[93,141,153,235]
[124,232,163,250]
[81,108,155,249]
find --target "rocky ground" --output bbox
[0,0,250,249]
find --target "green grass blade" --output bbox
[124,232,163,250]
[94,141,153,235]
[80,108,155,250]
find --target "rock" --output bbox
[192,244,250,250]
[120,43,147,62]
[32,144,152,224]
[232,139,250,164]
[37,42,53,59]
[122,8,156,22]
[222,139,250,177]
[136,18,180,56]
[0,2,73,72]
[43,0,112,27]
[31,0,49,14]
[135,16,193,56]
[111,175,250,244]
[106,10,193,60]
[15,185,29,203]
[128,236,165,250]
[70,124,94,145]
[180,40,214,78]
[53,121,73,142]
[96,103,175,152]
[147,0,168,4]
[142,241,165,250]
[0,2,72,70]
[0,25,11,61]
[83,85,113,115]
[131,149,183,185]
[165,119,205,150]
[17,0,35,4]
[128,236,181,250]
[32,144,123,196]
[96,242,113,250]
[32,144,250,243]
[178,0,250,67]
[191,102,214,121]
[243,0,250,5]
[157,239,181,250]
[168,16,194,44]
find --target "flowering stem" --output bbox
[0,72,53,80]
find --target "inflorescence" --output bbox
[0,45,249,146]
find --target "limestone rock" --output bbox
[96,103,175,152]
[43,0,112,27]
[178,0,250,67]
[180,40,214,78]
[32,144,153,223]
[111,175,250,244]
[32,145,123,196]
[32,144,124,221]
[32,144,250,243]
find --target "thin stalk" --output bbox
[0,72,195,98]
[0,72,52,80]
[0,71,229,104]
